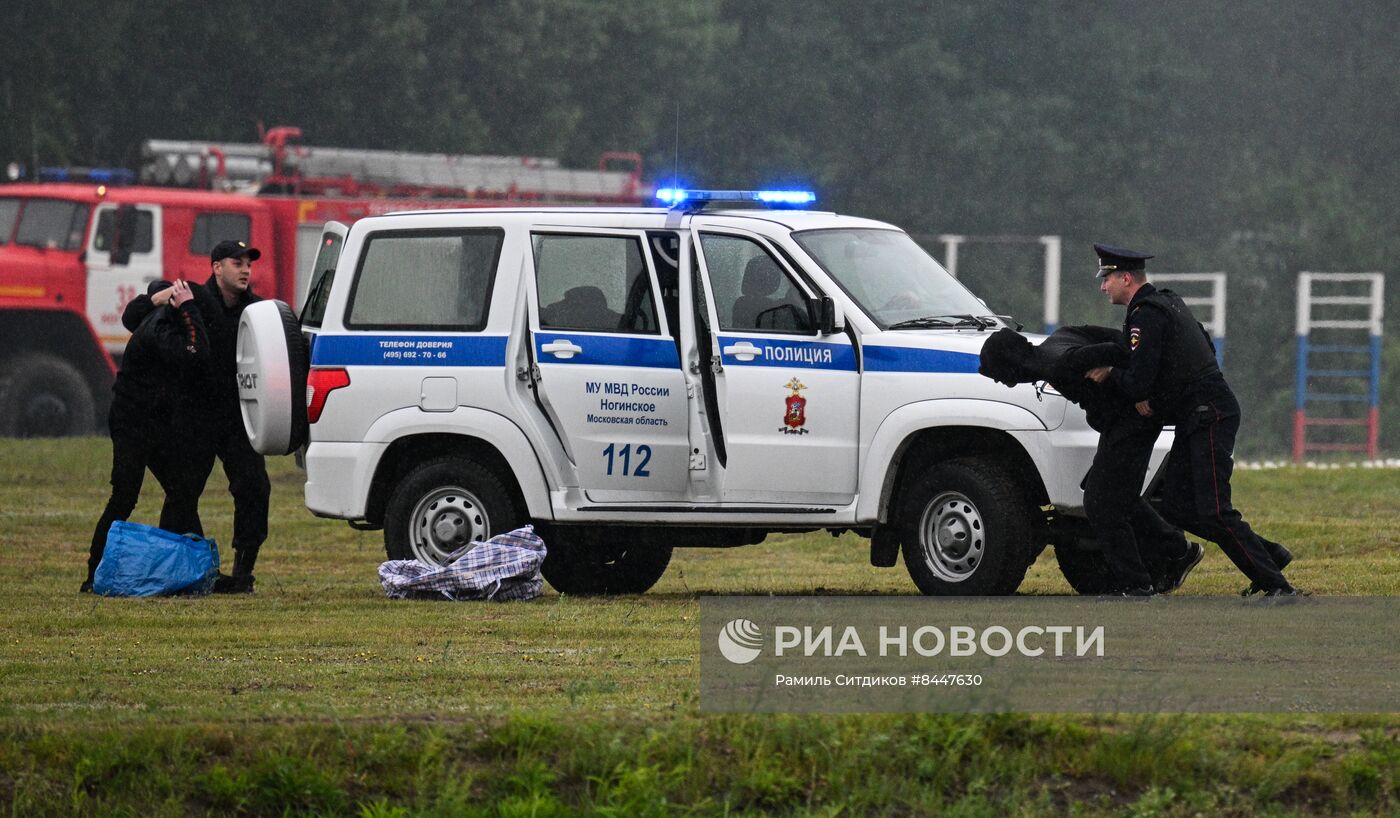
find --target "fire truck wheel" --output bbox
[1053,545,1117,595]
[541,530,672,595]
[898,458,1034,596]
[0,353,97,438]
[236,300,309,456]
[384,457,525,566]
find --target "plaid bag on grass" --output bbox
[378,525,545,601]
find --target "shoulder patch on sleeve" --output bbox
[1129,327,1141,350]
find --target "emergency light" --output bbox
[37,167,137,185]
[654,188,817,208]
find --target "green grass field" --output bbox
[1,439,1397,816]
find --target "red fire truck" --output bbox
[0,127,648,436]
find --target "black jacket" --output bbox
[1108,284,1223,424]
[190,275,263,423]
[110,300,210,426]
[978,325,1136,433]
[122,277,262,424]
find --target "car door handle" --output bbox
[541,339,583,359]
[721,342,763,361]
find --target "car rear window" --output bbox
[346,228,504,331]
[300,231,345,328]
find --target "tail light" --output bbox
[306,368,350,423]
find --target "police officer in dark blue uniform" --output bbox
[1085,244,1298,597]
[84,279,208,592]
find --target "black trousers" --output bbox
[163,419,270,573]
[1160,390,1290,590]
[1084,420,1188,589]
[88,415,204,582]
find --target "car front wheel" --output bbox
[898,458,1035,596]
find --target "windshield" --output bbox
[14,199,89,250]
[793,228,992,329]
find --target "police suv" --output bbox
[236,190,1168,596]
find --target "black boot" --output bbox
[1240,548,1294,596]
[1155,541,1205,594]
[214,549,257,594]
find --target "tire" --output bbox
[1054,545,1117,595]
[898,458,1035,596]
[541,528,672,595]
[383,457,524,565]
[0,353,97,437]
[236,300,309,455]
[279,302,310,452]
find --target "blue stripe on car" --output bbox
[864,345,980,373]
[535,333,680,369]
[717,336,857,371]
[311,335,508,367]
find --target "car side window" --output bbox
[347,228,503,330]
[533,233,659,334]
[189,212,251,255]
[699,233,812,333]
[93,209,155,254]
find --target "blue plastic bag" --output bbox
[92,520,221,597]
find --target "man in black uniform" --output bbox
[1085,244,1298,597]
[84,279,208,592]
[166,239,271,594]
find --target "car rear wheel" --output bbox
[384,457,524,565]
[898,458,1035,596]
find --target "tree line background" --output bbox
[4,0,1396,456]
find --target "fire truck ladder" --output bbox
[142,129,645,203]
[1148,273,1227,367]
[1293,272,1385,461]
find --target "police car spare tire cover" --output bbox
[237,300,309,455]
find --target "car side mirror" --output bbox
[809,295,839,335]
[111,204,137,266]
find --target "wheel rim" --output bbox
[407,485,490,565]
[918,490,985,582]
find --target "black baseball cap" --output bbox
[210,239,261,263]
[1094,243,1152,277]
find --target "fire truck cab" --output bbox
[0,183,297,436]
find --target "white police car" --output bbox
[237,190,1169,595]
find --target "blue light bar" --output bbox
[755,190,817,205]
[38,167,136,185]
[653,188,816,208]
